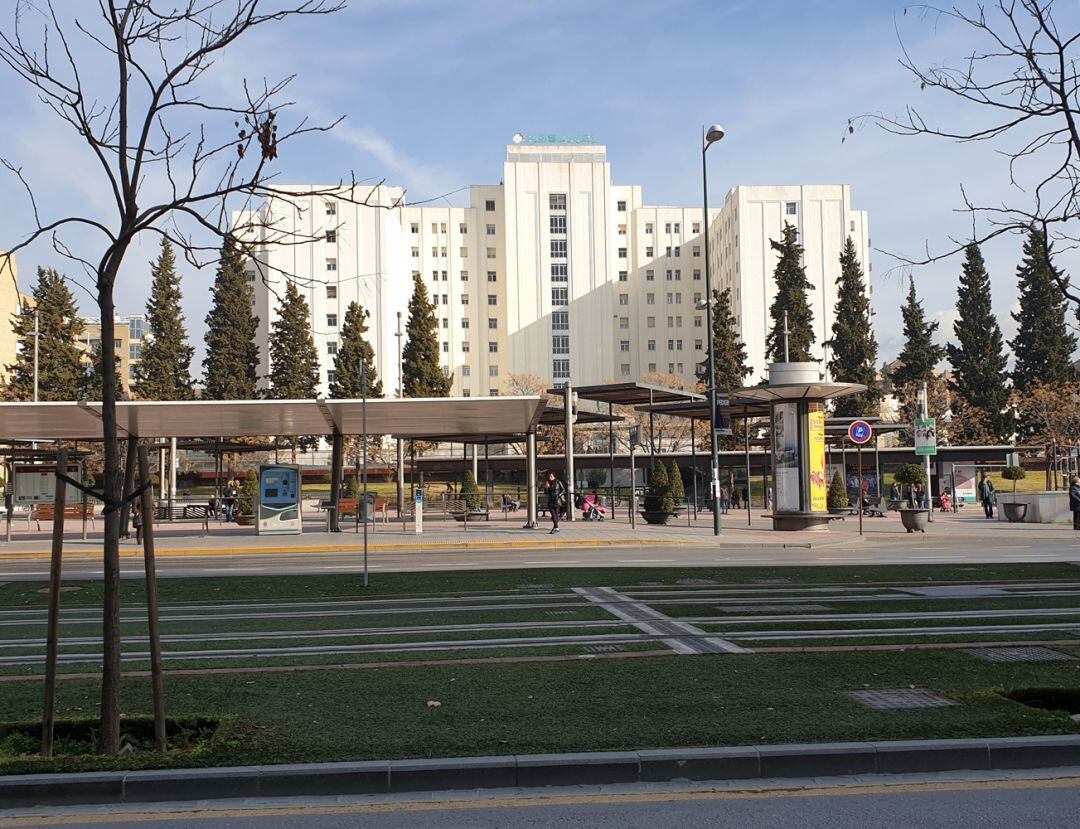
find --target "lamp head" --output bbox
[705,124,726,145]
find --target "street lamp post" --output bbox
[395,311,405,519]
[701,123,725,536]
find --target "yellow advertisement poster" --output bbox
[808,407,827,512]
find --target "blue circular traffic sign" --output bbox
[848,420,873,445]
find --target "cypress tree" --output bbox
[402,273,451,397]
[1010,227,1077,392]
[82,343,124,401]
[268,281,320,399]
[6,267,85,401]
[826,237,880,418]
[946,243,1011,441]
[765,223,815,363]
[889,275,944,389]
[134,238,194,400]
[202,239,260,400]
[696,288,749,391]
[330,301,383,399]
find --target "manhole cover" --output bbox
[848,688,958,710]
[752,578,793,585]
[964,647,1075,663]
[544,610,578,617]
[583,644,626,654]
[720,604,829,613]
[677,579,718,586]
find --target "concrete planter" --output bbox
[899,508,929,533]
[235,514,255,526]
[640,510,676,525]
[1002,502,1028,523]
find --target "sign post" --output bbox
[847,421,874,537]
[916,386,938,521]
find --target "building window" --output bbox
[489,366,499,377]
[647,293,655,305]
[674,222,681,234]
[327,370,337,384]
[431,269,439,281]
[487,271,497,282]
[676,293,683,304]
[617,200,627,211]
[645,222,653,235]
[462,318,470,329]
[646,269,654,281]
[326,342,339,355]
[327,314,338,327]
[462,341,471,352]
[668,363,675,373]
[618,224,627,235]
[550,215,567,234]
[674,246,681,257]
[431,222,438,234]
[692,222,701,234]
[667,339,674,350]
[488,318,498,329]
[665,246,672,257]
[326,202,337,216]
[618,247,627,258]
[694,316,703,328]
[552,311,569,330]
[618,293,629,306]
[666,292,673,304]
[441,247,447,257]
[411,247,419,257]
[129,343,143,361]
[326,285,337,299]
[486,199,496,211]
[460,223,468,234]
[675,269,681,280]
[553,288,569,306]
[553,359,570,379]
[553,335,570,354]
[551,239,567,258]
[648,340,656,351]
[486,224,496,236]
[411,223,419,234]
[648,363,656,372]
[432,294,439,306]
[462,389,471,397]
[620,340,630,352]
[460,247,469,258]
[442,341,449,353]
[440,270,448,281]
[694,292,702,304]
[326,258,337,271]
[551,264,567,282]
[462,365,471,376]
[618,270,628,282]
[647,316,655,328]
[431,247,439,257]
[487,294,497,305]
[621,363,631,376]
[676,339,684,351]
[645,246,654,257]
[665,222,671,233]
[461,270,469,281]
[693,269,701,281]
[325,230,336,243]
[488,341,498,353]
[695,339,703,351]
[693,246,700,257]
[619,316,629,329]
[461,294,469,305]
[550,193,566,210]
[666,269,673,281]
[786,202,797,215]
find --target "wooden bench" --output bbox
[334,497,390,523]
[29,503,96,530]
[154,503,212,534]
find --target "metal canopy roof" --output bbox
[550,381,704,406]
[538,405,623,427]
[731,381,867,403]
[634,399,772,420]
[0,397,548,442]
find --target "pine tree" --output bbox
[668,460,686,507]
[268,280,320,399]
[696,288,749,391]
[134,238,194,400]
[946,243,1011,441]
[1010,227,1077,392]
[202,239,260,400]
[5,267,85,401]
[765,223,815,363]
[826,237,880,418]
[330,301,383,398]
[82,343,124,401]
[889,275,944,390]
[402,273,451,397]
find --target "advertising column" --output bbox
[807,404,827,513]
[772,402,800,513]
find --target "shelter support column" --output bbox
[120,436,137,539]
[396,439,405,517]
[329,431,344,533]
[524,432,538,529]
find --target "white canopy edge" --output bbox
[0,397,548,442]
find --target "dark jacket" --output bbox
[546,479,566,505]
[1070,484,1080,513]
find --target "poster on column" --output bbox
[773,402,800,512]
[953,465,977,504]
[807,405,827,512]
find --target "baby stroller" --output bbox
[579,492,608,521]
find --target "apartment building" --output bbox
[78,314,148,397]
[236,139,869,397]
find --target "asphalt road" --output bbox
[13,779,1080,828]
[1,535,1079,580]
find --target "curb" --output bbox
[3,735,1080,808]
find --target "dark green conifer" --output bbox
[826,237,880,417]
[402,273,451,397]
[6,267,85,401]
[330,301,383,398]
[202,240,260,400]
[764,223,815,363]
[134,238,194,400]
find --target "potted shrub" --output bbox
[893,463,929,533]
[451,471,486,521]
[668,461,686,515]
[640,460,677,525]
[827,470,849,516]
[1001,465,1028,523]
[236,473,259,526]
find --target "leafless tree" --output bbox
[0,0,405,754]
[855,0,1080,307]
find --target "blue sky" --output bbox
[1,0,1075,367]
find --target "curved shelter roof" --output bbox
[732,381,866,403]
[0,397,548,442]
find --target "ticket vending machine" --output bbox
[257,464,302,535]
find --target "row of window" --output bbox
[410,247,498,259]
[615,315,703,329]
[441,318,499,330]
[460,365,501,378]
[619,362,685,376]
[431,294,499,306]
[618,292,687,305]
[410,222,499,236]
[440,341,500,354]
[425,270,498,282]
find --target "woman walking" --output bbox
[544,471,566,534]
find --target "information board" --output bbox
[13,464,82,505]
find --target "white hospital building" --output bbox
[237,139,869,397]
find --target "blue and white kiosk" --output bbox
[257,464,302,535]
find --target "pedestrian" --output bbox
[890,480,901,503]
[1070,475,1080,531]
[544,471,565,534]
[223,478,239,522]
[719,483,729,514]
[766,486,773,511]
[741,486,749,508]
[978,473,996,519]
[731,487,741,510]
